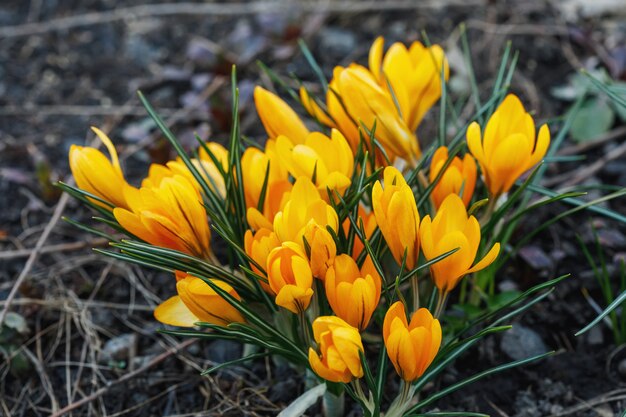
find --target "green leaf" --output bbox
[201,351,270,375]
[576,289,626,336]
[570,97,615,142]
[408,351,554,412]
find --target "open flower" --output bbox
[419,194,500,293]
[142,157,226,198]
[254,86,309,144]
[308,316,364,383]
[429,146,477,209]
[69,126,137,210]
[467,94,550,197]
[154,273,244,327]
[372,166,420,270]
[274,129,354,199]
[113,175,212,258]
[325,254,381,330]
[273,176,339,246]
[383,302,441,381]
[266,242,314,314]
[369,36,449,132]
[335,64,419,164]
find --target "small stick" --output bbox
[48,338,197,417]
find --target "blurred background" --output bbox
[1,1,626,416]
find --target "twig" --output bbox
[0,1,483,39]
[0,238,108,260]
[558,126,626,156]
[0,192,69,326]
[48,338,197,417]
[544,139,626,188]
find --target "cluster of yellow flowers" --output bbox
[68,36,550,400]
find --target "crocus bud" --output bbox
[69,127,137,210]
[113,175,212,259]
[154,273,244,327]
[467,94,550,197]
[254,86,310,144]
[429,146,477,209]
[308,316,364,383]
[266,242,314,314]
[303,223,337,279]
[383,302,441,381]
[419,194,500,293]
[244,228,281,292]
[325,254,381,330]
[372,166,420,270]
[142,156,226,198]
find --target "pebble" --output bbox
[100,333,137,364]
[586,325,604,346]
[319,27,357,57]
[519,245,553,270]
[205,340,242,364]
[500,324,548,361]
[618,358,626,378]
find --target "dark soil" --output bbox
[1,1,626,416]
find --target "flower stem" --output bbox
[434,290,449,319]
[410,272,420,313]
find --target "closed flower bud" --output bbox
[429,146,477,209]
[342,205,377,258]
[372,166,420,270]
[467,94,550,197]
[325,255,381,330]
[275,129,354,199]
[254,86,310,144]
[419,194,500,293]
[369,36,449,132]
[266,242,314,314]
[273,176,339,246]
[244,228,281,293]
[113,175,212,259]
[308,316,364,383]
[154,273,244,327]
[69,127,137,210]
[303,223,337,279]
[383,302,441,381]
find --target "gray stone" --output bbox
[100,333,137,363]
[618,358,626,378]
[500,324,548,361]
[320,27,357,57]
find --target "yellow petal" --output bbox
[154,295,200,327]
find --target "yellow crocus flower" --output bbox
[372,166,420,270]
[308,316,364,383]
[335,64,419,164]
[154,272,244,327]
[383,302,441,382]
[254,86,310,145]
[69,126,137,209]
[467,94,550,197]
[244,227,281,292]
[274,129,354,199]
[429,146,477,209]
[419,194,500,293]
[273,176,339,247]
[369,36,449,132]
[113,175,212,259]
[325,254,381,330]
[266,242,314,314]
[303,222,337,279]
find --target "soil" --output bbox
[1,1,626,416]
